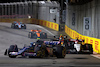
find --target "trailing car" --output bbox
[4,40,66,58]
[11,21,26,29]
[52,34,67,46]
[28,29,47,39]
[64,39,93,54]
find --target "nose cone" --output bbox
[18,25,21,29]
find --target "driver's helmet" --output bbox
[30,42,35,46]
[20,22,22,24]
[30,42,33,45]
[59,34,63,39]
[36,31,38,33]
[59,37,62,40]
[60,34,62,36]
[14,21,16,23]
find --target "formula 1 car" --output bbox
[11,21,26,29]
[52,34,93,54]
[28,30,47,39]
[52,34,67,46]
[4,40,66,58]
[64,39,93,54]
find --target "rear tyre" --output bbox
[55,46,66,58]
[40,32,47,39]
[8,45,18,58]
[28,32,33,38]
[88,44,93,54]
[15,25,18,29]
[82,44,93,54]
[23,25,26,29]
[29,56,34,58]
[11,24,15,29]
[9,55,17,58]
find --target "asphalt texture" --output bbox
[0,23,100,67]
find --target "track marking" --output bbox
[91,54,100,59]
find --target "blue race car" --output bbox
[11,21,26,29]
[4,40,66,58]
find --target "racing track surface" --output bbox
[0,23,100,67]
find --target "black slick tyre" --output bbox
[55,46,66,58]
[8,45,18,58]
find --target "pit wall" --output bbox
[65,25,100,54]
[0,18,59,31]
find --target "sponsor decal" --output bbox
[51,23,53,28]
[67,28,68,33]
[69,29,70,35]
[55,25,57,30]
[71,31,72,36]
[95,41,99,51]
[80,36,82,39]
[73,32,74,38]
[77,34,79,38]
[83,37,85,40]
[41,21,43,25]
[86,38,88,43]
[44,41,60,45]
[90,39,93,44]
[44,22,46,26]
[48,23,50,27]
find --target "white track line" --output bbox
[90,54,100,59]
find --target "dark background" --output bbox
[0,0,65,3]
[0,0,66,10]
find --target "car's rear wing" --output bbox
[31,30,42,32]
[69,39,84,42]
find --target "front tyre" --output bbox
[23,25,26,29]
[40,32,47,39]
[9,55,17,58]
[28,32,33,38]
[8,45,18,58]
